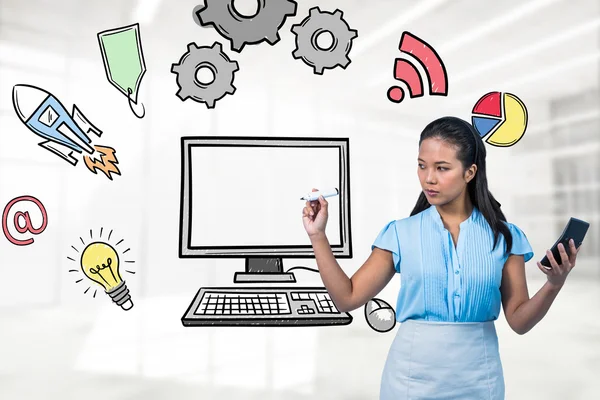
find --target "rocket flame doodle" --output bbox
[11,84,122,179]
[83,145,121,180]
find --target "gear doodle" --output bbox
[195,0,298,52]
[291,7,358,75]
[171,42,239,109]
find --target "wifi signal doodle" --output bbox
[387,32,448,104]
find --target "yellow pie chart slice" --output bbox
[486,93,528,147]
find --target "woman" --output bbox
[301,116,582,399]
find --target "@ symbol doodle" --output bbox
[2,195,48,246]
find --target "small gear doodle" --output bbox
[195,0,298,52]
[171,42,239,109]
[291,7,358,75]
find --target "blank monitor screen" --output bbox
[189,145,342,248]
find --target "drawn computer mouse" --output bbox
[364,297,396,333]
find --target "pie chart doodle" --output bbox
[471,92,528,147]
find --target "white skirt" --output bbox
[380,319,505,399]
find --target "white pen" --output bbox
[300,187,339,201]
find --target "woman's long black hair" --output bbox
[409,116,513,254]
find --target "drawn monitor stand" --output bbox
[98,23,146,118]
[239,258,293,282]
[179,137,353,327]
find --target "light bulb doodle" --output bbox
[67,228,135,310]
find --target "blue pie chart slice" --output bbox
[472,116,502,138]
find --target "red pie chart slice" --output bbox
[472,91,502,118]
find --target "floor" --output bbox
[1,277,599,400]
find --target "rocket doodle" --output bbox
[12,84,121,180]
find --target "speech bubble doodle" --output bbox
[2,195,48,246]
[98,23,147,118]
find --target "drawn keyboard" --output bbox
[182,287,353,327]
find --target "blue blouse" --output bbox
[372,205,534,323]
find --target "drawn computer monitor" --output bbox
[179,136,352,283]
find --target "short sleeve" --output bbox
[371,220,401,272]
[507,223,534,262]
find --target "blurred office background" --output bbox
[0,0,599,399]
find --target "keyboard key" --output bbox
[195,291,291,315]
[308,292,339,314]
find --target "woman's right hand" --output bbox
[302,188,329,238]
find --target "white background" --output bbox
[0,0,599,399]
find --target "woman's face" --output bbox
[417,137,475,206]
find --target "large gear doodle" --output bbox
[291,7,358,75]
[171,42,239,109]
[196,0,298,52]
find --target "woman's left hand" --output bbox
[537,238,581,289]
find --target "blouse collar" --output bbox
[429,204,478,230]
